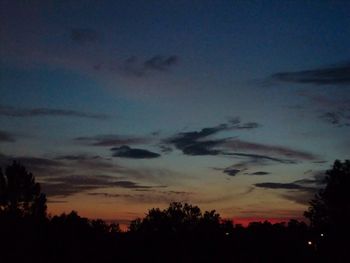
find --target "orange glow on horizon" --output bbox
[232,217,306,226]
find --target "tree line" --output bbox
[0,160,349,262]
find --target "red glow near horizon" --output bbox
[231,217,306,227]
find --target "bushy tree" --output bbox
[0,161,47,218]
[129,202,221,235]
[304,160,350,232]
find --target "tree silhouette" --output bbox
[304,160,350,261]
[304,160,350,231]
[129,202,221,235]
[0,161,47,218]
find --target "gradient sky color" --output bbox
[1,0,350,226]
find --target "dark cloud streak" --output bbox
[224,139,317,161]
[223,168,241,176]
[255,182,308,190]
[75,135,149,146]
[319,111,350,127]
[164,119,260,156]
[0,105,108,120]
[42,174,164,197]
[254,172,326,204]
[94,55,179,77]
[249,171,270,175]
[111,145,160,159]
[269,62,350,85]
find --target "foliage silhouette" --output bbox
[0,161,46,218]
[304,160,350,230]
[304,159,350,262]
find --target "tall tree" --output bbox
[0,161,47,218]
[304,160,350,233]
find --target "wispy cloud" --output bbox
[224,140,317,161]
[87,189,192,204]
[255,182,309,190]
[119,55,178,77]
[41,174,165,197]
[54,154,107,161]
[111,145,161,159]
[164,118,260,156]
[254,172,326,204]
[319,111,350,127]
[295,91,350,127]
[216,164,270,177]
[248,171,270,175]
[163,119,316,166]
[75,134,150,146]
[269,61,350,85]
[225,153,297,164]
[0,153,177,198]
[223,168,241,176]
[0,105,108,120]
[0,154,63,175]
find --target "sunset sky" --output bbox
[1,0,350,227]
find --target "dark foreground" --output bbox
[1,160,350,262]
[0,210,347,263]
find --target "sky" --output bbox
[1,0,350,227]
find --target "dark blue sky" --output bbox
[1,0,349,224]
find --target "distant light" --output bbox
[320,233,324,237]
[308,241,312,245]
[225,232,230,236]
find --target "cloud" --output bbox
[87,189,192,204]
[254,172,326,204]
[181,140,225,156]
[223,168,241,176]
[319,111,350,127]
[163,118,317,164]
[75,134,149,146]
[0,153,115,178]
[163,120,318,167]
[0,130,16,142]
[249,171,270,175]
[0,105,108,120]
[164,119,260,156]
[224,139,317,161]
[41,174,164,197]
[111,145,161,159]
[296,91,350,128]
[226,153,297,164]
[87,192,131,198]
[159,145,173,154]
[0,153,178,198]
[216,162,271,177]
[214,165,267,177]
[0,154,63,175]
[279,191,316,205]
[254,182,308,190]
[112,180,160,189]
[54,154,107,161]
[293,171,326,186]
[269,61,350,85]
[70,28,100,44]
[119,55,178,77]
